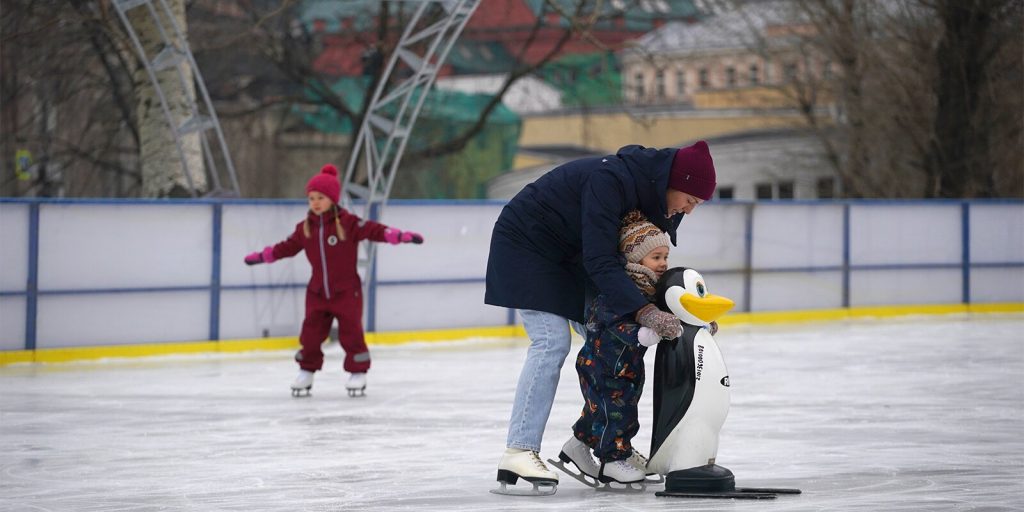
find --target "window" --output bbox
[778,181,794,199]
[675,70,685,95]
[749,63,760,85]
[822,60,833,81]
[784,62,798,82]
[699,68,709,89]
[717,186,734,200]
[817,177,835,198]
[755,183,773,200]
[656,70,666,99]
[634,72,645,99]
[725,67,736,87]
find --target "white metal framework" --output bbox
[112,0,240,197]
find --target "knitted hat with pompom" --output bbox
[306,163,341,204]
[618,210,671,264]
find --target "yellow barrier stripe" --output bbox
[1,304,1019,366]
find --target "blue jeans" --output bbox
[506,309,583,452]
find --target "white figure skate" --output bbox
[597,459,646,492]
[290,370,313,397]
[490,449,558,496]
[346,372,367,397]
[548,437,601,488]
[627,449,665,484]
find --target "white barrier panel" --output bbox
[971,267,1024,303]
[219,287,305,340]
[377,202,503,281]
[35,291,210,348]
[753,203,845,269]
[38,203,213,290]
[220,203,312,288]
[0,297,26,350]
[851,268,962,306]
[0,203,29,291]
[668,203,748,271]
[850,203,962,265]
[374,282,508,332]
[970,203,1024,263]
[752,271,845,311]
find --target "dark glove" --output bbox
[244,246,275,266]
[635,304,682,340]
[384,228,424,245]
[707,321,719,336]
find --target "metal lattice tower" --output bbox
[342,0,481,210]
[112,0,239,197]
[340,0,481,319]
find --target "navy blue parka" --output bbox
[484,145,683,323]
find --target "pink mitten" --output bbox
[384,228,424,245]
[244,246,275,266]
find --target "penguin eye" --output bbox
[696,282,706,297]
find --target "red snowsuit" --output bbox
[270,208,389,374]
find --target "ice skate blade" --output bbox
[595,480,646,493]
[291,387,311,398]
[547,458,599,488]
[346,387,366,398]
[490,479,557,496]
[644,473,665,485]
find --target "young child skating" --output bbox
[556,210,673,487]
[244,163,423,397]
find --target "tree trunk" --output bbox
[129,0,205,198]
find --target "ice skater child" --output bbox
[557,210,673,487]
[244,163,423,397]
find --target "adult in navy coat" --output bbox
[488,141,718,491]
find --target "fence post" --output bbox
[961,202,970,304]
[25,202,40,351]
[210,202,223,341]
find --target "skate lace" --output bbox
[628,450,649,466]
[528,451,548,471]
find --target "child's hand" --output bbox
[638,327,661,347]
[636,304,682,340]
[244,246,275,265]
[707,321,719,336]
[384,228,424,245]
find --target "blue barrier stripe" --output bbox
[25,203,39,351]
[4,261,1021,298]
[842,203,851,308]
[210,204,222,341]
[962,202,970,304]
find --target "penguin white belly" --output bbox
[647,329,731,475]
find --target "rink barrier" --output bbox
[2,198,1023,362]
[1,306,1020,366]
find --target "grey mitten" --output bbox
[635,304,682,340]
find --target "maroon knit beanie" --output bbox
[306,163,341,204]
[668,140,716,200]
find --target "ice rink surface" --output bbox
[2,314,1022,512]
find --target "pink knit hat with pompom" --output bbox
[306,164,341,204]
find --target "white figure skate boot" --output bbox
[626,449,664,484]
[548,437,600,487]
[597,459,646,492]
[346,372,367,397]
[290,370,314,397]
[490,449,558,496]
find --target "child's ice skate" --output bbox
[597,459,647,493]
[627,449,665,484]
[490,449,558,496]
[290,370,313,397]
[548,437,601,488]
[346,372,367,397]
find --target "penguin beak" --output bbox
[679,294,735,323]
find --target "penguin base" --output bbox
[655,464,801,500]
